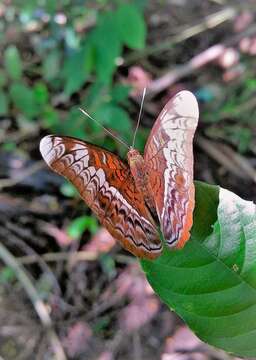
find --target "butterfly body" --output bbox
[127,148,156,218]
[40,90,199,259]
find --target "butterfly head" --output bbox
[127,148,143,165]
[127,148,146,185]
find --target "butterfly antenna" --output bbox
[79,108,130,150]
[132,87,146,148]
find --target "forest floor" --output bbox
[0,0,256,359]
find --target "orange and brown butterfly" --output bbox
[40,90,199,260]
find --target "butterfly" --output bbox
[40,90,199,260]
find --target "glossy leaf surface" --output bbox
[142,181,256,358]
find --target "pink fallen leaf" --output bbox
[234,11,253,32]
[63,321,92,358]
[162,354,206,360]
[248,38,256,55]
[101,264,147,302]
[97,351,114,360]
[112,264,152,301]
[119,297,159,332]
[239,37,251,53]
[190,44,225,69]
[164,326,203,353]
[239,36,256,56]
[44,223,73,247]
[216,47,240,69]
[83,228,116,255]
[123,66,152,96]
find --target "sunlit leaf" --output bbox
[142,181,256,358]
[33,82,49,105]
[116,4,146,49]
[63,44,94,96]
[92,13,122,83]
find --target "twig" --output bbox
[0,161,44,190]
[125,7,237,64]
[0,225,62,295]
[0,242,67,360]
[145,22,256,98]
[196,135,256,182]
[146,44,225,98]
[17,250,135,265]
[17,250,98,265]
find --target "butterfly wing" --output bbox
[40,135,162,259]
[144,90,199,249]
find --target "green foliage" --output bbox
[0,267,16,284]
[0,91,8,115]
[2,0,147,152]
[67,215,98,240]
[100,253,117,279]
[10,82,39,119]
[4,46,23,81]
[142,181,256,358]
[201,75,256,153]
[116,4,146,49]
[60,182,79,198]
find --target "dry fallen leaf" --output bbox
[123,66,152,96]
[233,11,253,32]
[96,350,114,360]
[44,223,73,247]
[216,47,240,69]
[83,227,116,255]
[119,297,159,332]
[164,326,202,353]
[63,321,92,358]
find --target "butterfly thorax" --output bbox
[127,148,156,215]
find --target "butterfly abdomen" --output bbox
[127,148,156,217]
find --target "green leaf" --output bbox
[0,267,15,284]
[63,44,94,96]
[0,70,7,88]
[94,103,132,136]
[33,82,49,105]
[41,106,59,129]
[92,13,122,83]
[58,108,87,138]
[10,82,39,119]
[142,181,256,357]
[60,181,78,198]
[42,50,61,81]
[0,91,9,115]
[67,215,98,240]
[110,84,131,103]
[116,4,146,49]
[4,45,23,80]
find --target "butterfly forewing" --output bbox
[40,135,162,259]
[144,90,199,249]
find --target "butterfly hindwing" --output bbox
[40,135,162,259]
[144,91,199,249]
